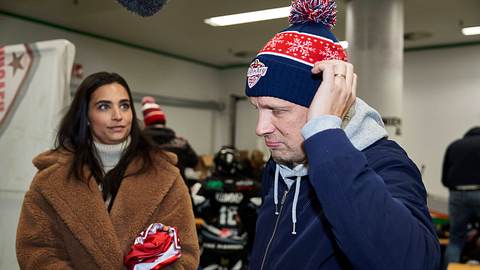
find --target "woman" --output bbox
[16,72,199,269]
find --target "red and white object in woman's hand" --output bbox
[124,223,181,270]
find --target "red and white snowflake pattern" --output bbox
[263,33,285,50]
[286,38,316,57]
[259,31,347,66]
[318,44,342,61]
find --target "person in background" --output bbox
[141,96,199,182]
[442,127,480,269]
[244,0,440,269]
[16,72,199,269]
[192,146,261,270]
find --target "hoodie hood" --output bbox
[343,97,388,151]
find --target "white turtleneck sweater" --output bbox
[93,137,131,173]
[93,137,131,207]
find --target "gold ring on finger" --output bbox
[334,73,346,79]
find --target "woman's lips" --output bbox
[109,126,125,132]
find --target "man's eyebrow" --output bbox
[264,105,290,110]
[250,100,290,110]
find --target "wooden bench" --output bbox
[448,263,480,270]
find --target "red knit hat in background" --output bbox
[141,96,166,126]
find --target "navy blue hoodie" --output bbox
[249,128,440,269]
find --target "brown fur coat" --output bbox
[16,150,199,270]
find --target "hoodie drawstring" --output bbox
[274,165,280,215]
[274,164,305,235]
[291,176,301,235]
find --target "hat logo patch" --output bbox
[247,59,268,88]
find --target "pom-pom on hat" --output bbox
[117,0,168,17]
[141,96,166,126]
[245,0,347,108]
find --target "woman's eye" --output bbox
[120,103,130,110]
[98,104,109,111]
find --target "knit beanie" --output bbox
[245,0,347,108]
[141,96,166,126]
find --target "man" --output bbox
[442,127,480,269]
[141,96,198,181]
[244,0,440,269]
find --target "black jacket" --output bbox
[143,125,198,179]
[442,127,480,189]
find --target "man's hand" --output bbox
[309,60,357,121]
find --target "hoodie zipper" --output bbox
[260,190,289,270]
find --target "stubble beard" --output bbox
[270,148,306,168]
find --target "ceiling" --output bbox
[1,0,479,69]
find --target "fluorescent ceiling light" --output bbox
[339,41,349,49]
[462,26,480,36]
[204,6,290,27]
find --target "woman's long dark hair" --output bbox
[55,72,159,209]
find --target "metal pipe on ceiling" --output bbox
[71,86,225,111]
[132,91,225,111]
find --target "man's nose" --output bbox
[255,111,274,136]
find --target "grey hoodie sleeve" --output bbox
[303,98,388,151]
[302,115,342,140]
